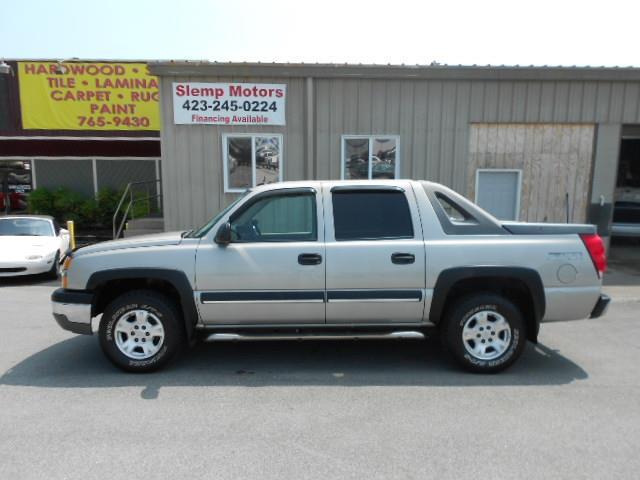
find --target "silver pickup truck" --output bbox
[51,180,610,373]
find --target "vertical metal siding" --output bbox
[159,73,640,230]
[159,76,305,230]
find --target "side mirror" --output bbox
[59,228,69,237]
[215,222,232,245]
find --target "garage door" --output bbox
[468,124,595,223]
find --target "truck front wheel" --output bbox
[99,290,185,372]
[440,293,526,373]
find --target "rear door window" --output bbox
[332,190,414,241]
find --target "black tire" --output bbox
[99,290,185,373]
[46,251,60,279]
[440,293,526,373]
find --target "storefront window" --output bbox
[224,134,282,192]
[0,160,32,214]
[342,136,399,180]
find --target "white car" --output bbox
[0,216,70,278]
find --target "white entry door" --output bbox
[475,169,522,221]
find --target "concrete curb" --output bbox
[602,286,640,303]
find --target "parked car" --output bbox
[346,155,395,179]
[51,180,609,373]
[0,216,70,278]
[371,156,395,179]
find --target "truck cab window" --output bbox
[332,190,413,241]
[230,192,317,242]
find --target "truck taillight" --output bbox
[580,233,607,278]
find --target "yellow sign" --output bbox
[18,62,159,131]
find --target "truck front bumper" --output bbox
[590,294,611,319]
[51,288,94,335]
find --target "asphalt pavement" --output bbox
[0,277,639,479]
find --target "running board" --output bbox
[203,331,425,342]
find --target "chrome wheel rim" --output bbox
[462,310,512,361]
[114,309,165,360]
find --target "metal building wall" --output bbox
[159,76,306,231]
[154,66,640,231]
[313,78,640,191]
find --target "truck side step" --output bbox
[203,331,425,342]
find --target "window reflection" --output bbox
[371,138,396,179]
[343,137,398,180]
[227,137,252,190]
[344,138,369,179]
[255,136,280,186]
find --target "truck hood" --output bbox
[74,231,185,256]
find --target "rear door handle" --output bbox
[298,253,322,265]
[391,252,415,265]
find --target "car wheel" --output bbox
[46,251,60,279]
[440,293,526,373]
[99,290,185,373]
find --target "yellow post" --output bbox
[66,220,76,250]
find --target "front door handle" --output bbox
[391,252,415,265]
[298,253,322,265]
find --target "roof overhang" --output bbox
[148,61,640,81]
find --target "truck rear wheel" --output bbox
[98,290,185,373]
[440,293,526,373]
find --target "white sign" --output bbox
[172,82,286,125]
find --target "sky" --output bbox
[1,0,639,66]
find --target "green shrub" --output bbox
[80,198,99,225]
[131,189,158,218]
[51,188,85,221]
[27,188,54,215]
[96,188,122,226]
[27,186,154,229]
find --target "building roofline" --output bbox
[6,58,160,63]
[147,61,640,81]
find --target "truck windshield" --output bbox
[190,191,251,238]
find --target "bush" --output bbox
[26,185,158,230]
[80,198,99,225]
[96,188,122,226]
[131,189,159,218]
[27,186,126,228]
[27,188,54,215]
[52,188,85,224]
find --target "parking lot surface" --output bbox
[1,279,639,480]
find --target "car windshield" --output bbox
[190,191,251,238]
[0,218,54,237]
